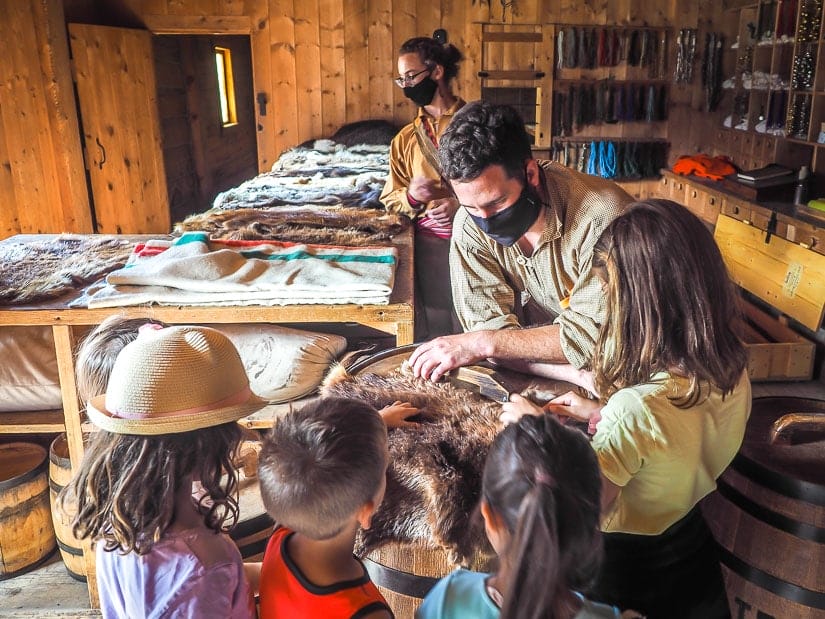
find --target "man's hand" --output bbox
[408,176,452,204]
[426,197,459,226]
[409,332,488,382]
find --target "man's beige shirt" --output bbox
[449,161,633,368]
[379,99,466,219]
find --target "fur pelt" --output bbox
[320,363,502,565]
[331,120,400,147]
[0,236,135,306]
[212,142,389,211]
[173,206,409,245]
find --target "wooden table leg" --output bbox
[52,325,99,609]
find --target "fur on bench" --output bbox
[173,205,409,246]
[0,236,135,306]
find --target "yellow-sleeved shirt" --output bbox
[593,370,752,535]
[379,99,466,219]
[449,161,632,368]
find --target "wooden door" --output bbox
[69,24,170,235]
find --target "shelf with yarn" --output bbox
[548,138,669,182]
[551,24,671,148]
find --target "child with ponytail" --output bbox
[416,414,628,619]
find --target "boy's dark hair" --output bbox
[438,101,533,182]
[483,414,602,619]
[258,397,388,540]
[399,36,463,81]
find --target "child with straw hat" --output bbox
[60,325,266,619]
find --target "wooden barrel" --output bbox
[363,542,493,619]
[48,434,86,581]
[702,397,825,619]
[349,345,572,618]
[0,442,57,579]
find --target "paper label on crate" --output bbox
[782,262,803,298]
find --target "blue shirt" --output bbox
[416,569,622,619]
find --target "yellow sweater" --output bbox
[594,370,752,535]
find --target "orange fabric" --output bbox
[258,527,392,619]
[672,155,736,181]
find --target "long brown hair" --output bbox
[62,424,242,555]
[591,199,748,405]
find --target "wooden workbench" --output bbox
[0,229,413,606]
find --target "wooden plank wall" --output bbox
[0,0,728,237]
[181,35,257,211]
[107,0,725,167]
[153,36,199,225]
[0,0,93,237]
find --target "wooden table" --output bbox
[0,230,413,606]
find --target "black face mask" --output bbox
[403,77,438,107]
[468,184,542,247]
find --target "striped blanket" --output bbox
[79,232,397,308]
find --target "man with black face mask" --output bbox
[409,101,633,390]
[380,36,466,341]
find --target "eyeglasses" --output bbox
[394,67,432,88]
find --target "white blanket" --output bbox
[80,232,397,308]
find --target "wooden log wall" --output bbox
[154,36,200,225]
[1,0,728,238]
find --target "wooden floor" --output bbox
[0,552,99,618]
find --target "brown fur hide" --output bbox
[173,206,409,246]
[0,236,135,306]
[320,364,502,565]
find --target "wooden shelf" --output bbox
[553,78,670,84]
[0,409,65,434]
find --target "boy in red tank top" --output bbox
[253,397,397,619]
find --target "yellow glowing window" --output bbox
[215,47,237,126]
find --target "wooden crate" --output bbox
[737,301,815,381]
[714,214,825,381]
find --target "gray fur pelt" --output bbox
[173,205,409,246]
[212,141,389,211]
[320,364,501,565]
[0,236,135,306]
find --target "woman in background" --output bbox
[380,35,465,340]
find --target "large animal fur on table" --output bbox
[0,236,135,305]
[320,363,502,566]
[173,205,409,246]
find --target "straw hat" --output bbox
[86,325,266,435]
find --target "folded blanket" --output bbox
[80,232,397,308]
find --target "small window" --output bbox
[215,47,237,127]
